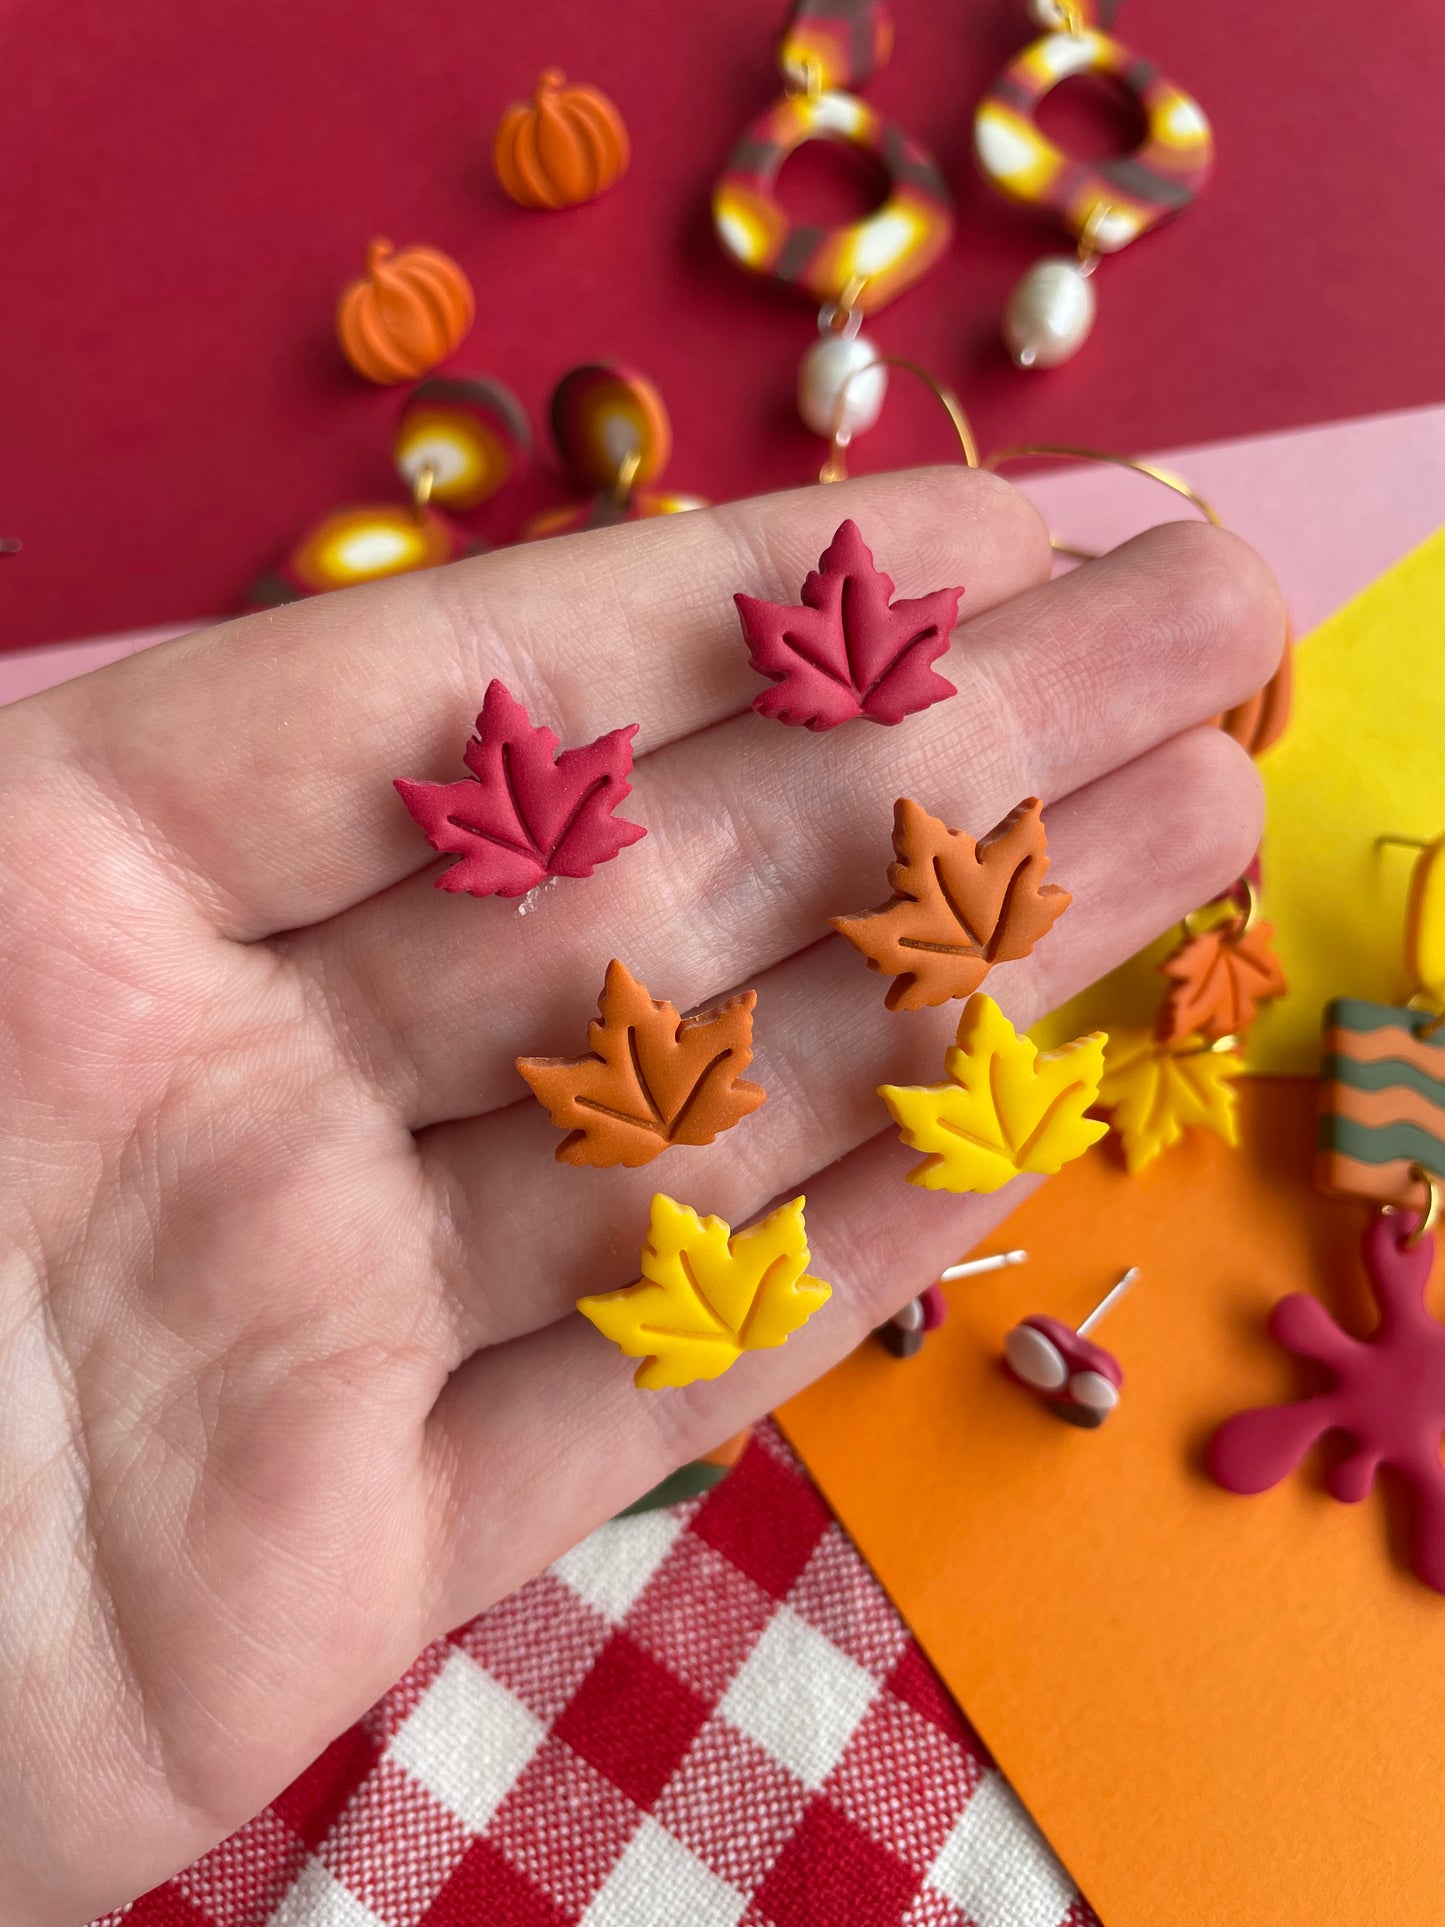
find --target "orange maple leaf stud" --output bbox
[831,797,1072,1011]
[1157,916,1288,1045]
[516,960,766,1168]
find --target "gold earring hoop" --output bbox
[823,357,981,483]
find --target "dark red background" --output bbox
[2,0,1439,649]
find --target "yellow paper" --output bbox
[1037,526,1445,1073]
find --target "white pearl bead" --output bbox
[1002,256,1097,369]
[798,332,888,438]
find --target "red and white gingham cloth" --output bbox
[96,1424,1096,1927]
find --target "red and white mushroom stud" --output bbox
[1003,1268,1138,1428]
[876,1249,1027,1358]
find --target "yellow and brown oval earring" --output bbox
[974,0,1213,368]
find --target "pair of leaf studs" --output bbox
[391,521,966,904]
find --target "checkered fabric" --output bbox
[95,1425,1096,1927]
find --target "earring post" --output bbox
[939,1249,1027,1283]
[1077,1266,1140,1338]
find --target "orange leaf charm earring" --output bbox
[1095,870,1282,1173]
[1156,874,1288,1046]
[832,797,1070,1009]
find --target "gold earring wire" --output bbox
[1402,1164,1443,1250]
[823,357,981,483]
[613,446,643,507]
[982,445,1223,560]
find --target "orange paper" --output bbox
[781,1079,1445,1927]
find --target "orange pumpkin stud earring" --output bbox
[494,70,631,210]
[336,238,476,386]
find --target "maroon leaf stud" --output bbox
[734,520,965,731]
[394,680,645,898]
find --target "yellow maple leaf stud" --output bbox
[1095,1028,1241,1174]
[879,993,1107,1195]
[577,1194,832,1390]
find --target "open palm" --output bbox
[0,468,1280,1922]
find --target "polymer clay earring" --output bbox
[735,521,964,730]
[880,994,1107,1195]
[494,70,630,210]
[1209,836,1445,1592]
[876,1249,1027,1358]
[973,0,1212,368]
[248,376,529,605]
[713,0,953,469]
[517,960,765,1167]
[578,1195,831,1389]
[833,796,1070,1008]
[523,364,706,539]
[1004,1267,1136,1427]
[1095,871,1286,1173]
[393,681,644,898]
[336,239,476,385]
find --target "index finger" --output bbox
[21,468,1048,940]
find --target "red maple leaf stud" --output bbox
[734,520,965,731]
[394,681,645,898]
[1209,1210,1445,1593]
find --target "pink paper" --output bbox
[1016,402,1445,635]
[4,403,1442,712]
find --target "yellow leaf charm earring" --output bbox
[879,994,1107,1194]
[1094,873,1285,1173]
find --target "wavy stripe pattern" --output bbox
[1318,996,1445,1204]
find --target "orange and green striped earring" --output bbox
[1319,834,1445,1208]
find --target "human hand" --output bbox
[0,468,1281,1920]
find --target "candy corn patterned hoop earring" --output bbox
[713,0,954,472]
[974,0,1212,368]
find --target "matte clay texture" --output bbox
[493,70,630,211]
[734,520,963,731]
[334,239,474,385]
[879,994,1106,1195]
[1210,1211,1445,1593]
[1095,1029,1240,1173]
[832,796,1071,1011]
[393,680,644,897]
[577,1193,830,1390]
[516,959,765,1168]
[780,1078,1445,1927]
[1156,916,1288,1044]
[1318,997,1445,1207]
